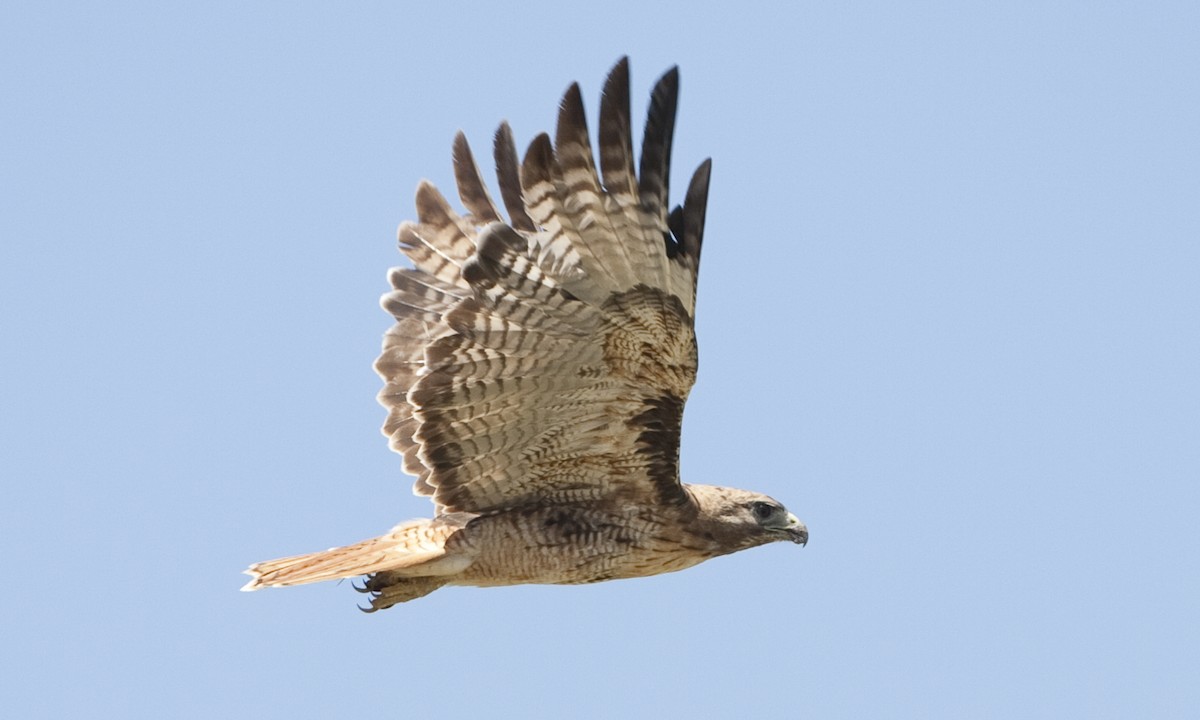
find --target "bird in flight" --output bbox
[242,58,807,610]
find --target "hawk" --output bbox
[243,59,807,610]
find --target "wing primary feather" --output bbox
[555,83,604,203]
[452,132,502,224]
[493,122,536,232]
[520,132,559,232]
[680,158,711,271]
[556,81,637,289]
[521,131,593,289]
[637,66,679,228]
[411,181,476,272]
[598,57,638,202]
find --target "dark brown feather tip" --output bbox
[638,66,680,218]
[452,132,500,224]
[556,83,589,146]
[493,122,536,232]
[599,57,636,197]
[521,132,558,194]
[679,158,712,264]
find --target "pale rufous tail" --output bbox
[241,518,459,591]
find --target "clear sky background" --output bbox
[3,2,1197,718]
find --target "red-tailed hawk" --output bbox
[243,59,807,610]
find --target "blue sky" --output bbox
[3,2,1197,718]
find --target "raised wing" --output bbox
[374,58,712,515]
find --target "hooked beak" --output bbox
[780,513,808,546]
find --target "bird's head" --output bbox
[685,485,808,553]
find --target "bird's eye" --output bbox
[751,502,776,521]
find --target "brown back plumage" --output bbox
[375,57,712,516]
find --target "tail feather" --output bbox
[241,518,458,591]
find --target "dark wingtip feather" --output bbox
[601,57,631,109]
[638,66,680,219]
[558,82,587,136]
[493,122,536,232]
[556,82,592,163]
[681,158,711,267]
[668,158,711,270]
[452,131,500,224]
[521,132,557,193]
[413,180,447,226]
[599,57,636,198]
